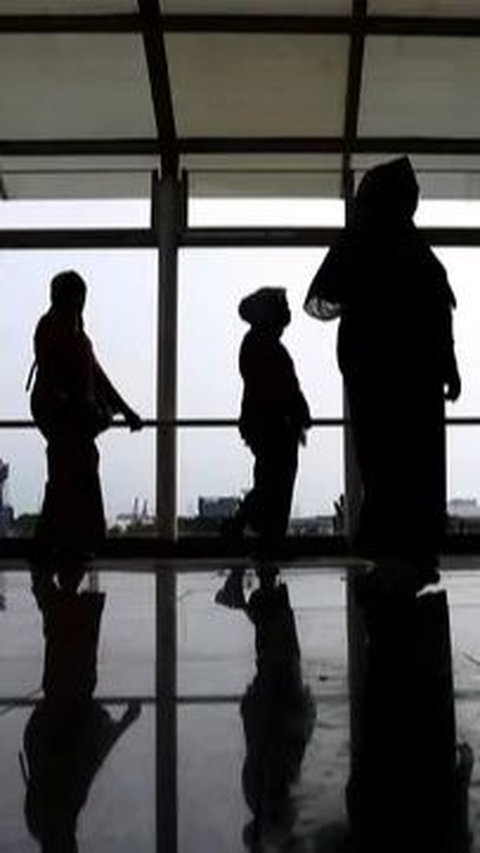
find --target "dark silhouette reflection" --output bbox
[22,583,141,852]
[348,589,473,853]
[305,157,461,592]
[28,270,142,593]
[223,287,310,557]
[227,573,316,849]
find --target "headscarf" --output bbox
[239,287,290,327]
[303,156,455,320]
[353,156,419,225]
[50,270,86,314]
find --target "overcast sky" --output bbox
[1,196,480,522]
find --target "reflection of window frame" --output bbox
[0,178,479,546]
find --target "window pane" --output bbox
[177,427,344,530]
[0,197,151,228]
[189,195,345,227]
[99,428,156,536]
[416,200,480,228]
[0,427,156,538]
[436,249,480,419]
[178,248,342,419]
[447,427,480,531]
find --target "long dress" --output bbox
[305,159,459,566]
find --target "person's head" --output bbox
[354,156,419,226]
[50,270,86,318]
[238,288,291,335]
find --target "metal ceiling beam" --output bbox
[3,137,480,158]
[368,16,480,37]
[0,13,480,37]
[162,14,480,38]
[137,0,178,175]
[162,14,354,34]
[0,14,141,33]
[342,0,368,199]
[0,139,163,157]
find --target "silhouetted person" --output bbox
[22,581,142,852]
[229,574,315,849]
[217,289,310,605]
[29,271,142,593]
[305,157,461,593]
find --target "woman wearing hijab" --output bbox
[30,270,142,592]
[304,157,461,593]
[216,288,310,607]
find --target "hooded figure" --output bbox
[304,158,461,582]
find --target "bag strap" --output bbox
[25,360,37,392]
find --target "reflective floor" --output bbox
[0,562,480,851]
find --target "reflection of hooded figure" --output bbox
[240,581,316,849]
[305,158,461,578]
[23,585,141,852]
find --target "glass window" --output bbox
[178,248,342,420]
[189,195,345,227]
[177,427,344,532]
[436,248,480,420]
[446,427,480,531]
[0,197,151,229]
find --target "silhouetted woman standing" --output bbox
[305,157,461,591]
[30,270,142,592]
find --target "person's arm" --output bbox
[442,309,461,401]
[93,360,143,430]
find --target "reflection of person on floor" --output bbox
[22,699,141,853]
[231,575,316,849]
[217,288,310,605]
[29,270,142,593]
[23,580,142,852]
[305,157,461,595]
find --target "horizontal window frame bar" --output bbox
[181,227,480,248]
[0,229,156,249]
[0,14,480,38]
[0,417,479,429]
[0,14,141,33]
[5,137,480,158]
[1,227,480,249]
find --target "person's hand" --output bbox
[124,700,142,724]
[444,369,461,402]
[125,409,143,432]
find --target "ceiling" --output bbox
[1,1,480,200]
